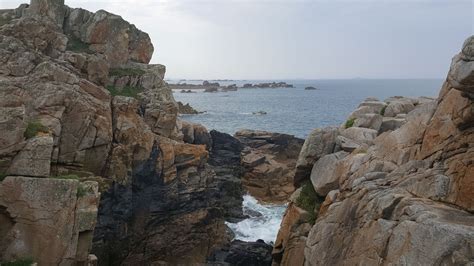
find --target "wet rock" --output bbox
[208,240,272,266]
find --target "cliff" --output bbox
[0,1,244,265]
[274,36,474,265]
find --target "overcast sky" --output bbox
[2,0,473,79]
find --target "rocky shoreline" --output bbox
[170,80,294,93]
[0,1,472,266]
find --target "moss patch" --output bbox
[295,180,324,224]
[380,106,387,116]
[344,118,356,129]
[2,258,34,266]
[24,120,49,139]
[109,68,146,77]
[106,85,144,99]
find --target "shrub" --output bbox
[106,85,144,99]
[109,68,146,77]
[380,106,387,116]
[66,35,92,54]
[2,258,34,266]
[344,118,355,129]
[0,173,7,182]
[24,120,49,139]
[295,180,324,225]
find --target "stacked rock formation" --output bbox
[0,1,245,265]
[274,36,474,265]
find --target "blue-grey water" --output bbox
[173,79,443,139]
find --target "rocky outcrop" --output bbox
[235,130,304,203]
[274,36,474,265]
[0,176,99,265]
[208,240,273,266]
[0,1,244,265]
[177,101,201,114]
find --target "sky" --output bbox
[1,0,473,79]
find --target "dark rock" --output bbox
[204,87,219,93]
[208,240,273,266]
[305,86,318,90]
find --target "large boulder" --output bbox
[0,176,99,265]
[293,127,339,186]
[384,98,416,117]
[448,35,474,97]
[310,151,348,196]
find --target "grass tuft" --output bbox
[109,68,146,77]
[24,120,49,139]
[2,258,34,266]
[380,106,387,116]
[295,180,324,225]
[106,85,144,99]
[344,118,356,129]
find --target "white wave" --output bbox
[225,194,287,244]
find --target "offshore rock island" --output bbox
[0,0,473,266]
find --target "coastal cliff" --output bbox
[273,36,474,265]
[0,1,245,264]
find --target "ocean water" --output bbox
[225,195,287,244]
[173,79,443,138]
[174,79,443,244]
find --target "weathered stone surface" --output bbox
[294,127,339,186]
[353,113,383,131]
[379,117,405,133]
[384,98,415,117]
[7,136,53,177]
[341,127,378,145]
[448,35,474,96]
[236,130,304,203]
[0,176,99,265]
[28,0,65,28]
[65,9,153,67]
[310,151,348,196]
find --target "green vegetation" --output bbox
[77,183,87,198]
[2,258,34,266]
[109,68,146,77]
[380,106,387,116]
[344,118,356,129]
[295,180,324,225]
[24,120,49,139]
[51,174,80,180]
[66,36,92,54]
[106,85,144,99]
[0,173,7,182]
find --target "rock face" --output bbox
[0,176,100,265]
[0,2,243,265]
[208,240,273,266]
[235,130,304,203]
[274,36,474,265]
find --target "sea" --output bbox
[172,79,443,139]
[172,78,444,244]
